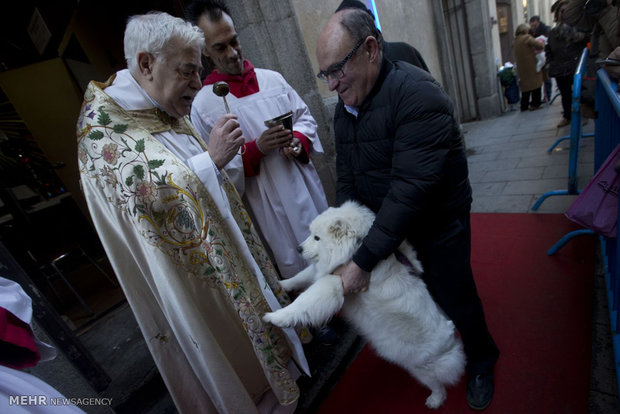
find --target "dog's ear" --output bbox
[328,219,350,240]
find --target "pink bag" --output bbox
[565,144,620,238]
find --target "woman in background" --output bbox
[514,23,546,111]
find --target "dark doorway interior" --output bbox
[0,87,124,331]
[0,0,188,332]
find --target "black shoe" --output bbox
[557,118,571,128]
[466,373,494,410]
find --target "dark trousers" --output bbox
[520,88,542,111]
[413,214,500,376]
[555,75,573,120]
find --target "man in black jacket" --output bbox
[529,15,551,37]
[529,15,553,103]
[546,2,589,127]
[316,8,499,411]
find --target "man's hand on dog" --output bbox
[333,260,370,294]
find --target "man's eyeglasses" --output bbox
[317,38,365,83]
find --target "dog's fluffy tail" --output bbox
[433,337,467,386]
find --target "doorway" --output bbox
[497,1,516,66]
[0,86,125,331]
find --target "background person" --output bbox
[546,0,589,127]
[602,45,620,81]
[529,15,553,103]
[561,0,619,117]
[562,0,619,59]
[186,0,328,280]
[77,11,309,413]
[0,277,85,413]
[514,23,546,111]
[316,8,500,411]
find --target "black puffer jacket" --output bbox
[334,58,471,271]
[545,23,589,78]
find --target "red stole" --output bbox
[204,60,259,98]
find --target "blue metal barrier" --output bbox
[533,48,593,211]
[546,48,595,156]
[545,229,595,255]
[594,68,620,398]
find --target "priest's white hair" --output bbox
[124,11,204,74]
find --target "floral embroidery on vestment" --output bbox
[77,77,302,404]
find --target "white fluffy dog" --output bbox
[263,201,466,409]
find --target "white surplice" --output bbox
[0,277,56,362]
[77,70,309,414]
[0,277,85,413]
[191,68,328,278]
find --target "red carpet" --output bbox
[317,213,595,414]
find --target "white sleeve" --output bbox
[186,152,231,218]
[284,80,324,154]
[191,104,246,196]
[221,154,245,196]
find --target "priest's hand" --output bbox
[256,125,293,154]
[333,260,370,295]
[280,137,303,160]
[209,114,245,170]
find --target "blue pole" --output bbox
[368,0,382,31]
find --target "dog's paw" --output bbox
[279,278,295,292]
[263,310,295,328]
[424,390,446,410]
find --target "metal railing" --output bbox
[546,48,595,157]
[533,48,594,211]
[533,48,597,255]
[595,68,620,398]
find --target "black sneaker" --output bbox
[466,373,494,410]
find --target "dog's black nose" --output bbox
[297,246,303,253]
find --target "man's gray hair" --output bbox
[339,8,383,51]
[124,11,205,73]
